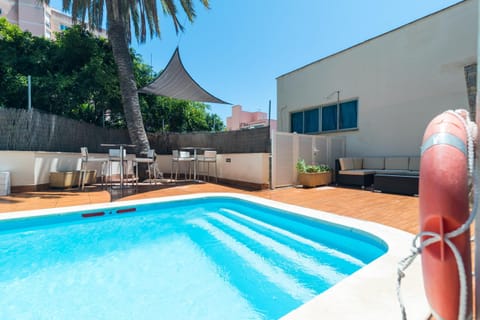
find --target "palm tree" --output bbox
[44,0,209,153]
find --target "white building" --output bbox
[276,0,477,157]
[0,0,106,39]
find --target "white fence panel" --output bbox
[328,136,347,171]
[314,137,328,166]
[298,135,314,165]
[272,132,346,188]
[272,132,296,187]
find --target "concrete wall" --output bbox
[0,151,270,190]
[276,0,477,157]
[156,153,269,186]
[0,151,82,187]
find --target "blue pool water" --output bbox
[0,197,387,319]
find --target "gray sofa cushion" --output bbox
[339,170,376,176]
[339,158,354,170]
[352,158,363,170]
[363,157,385,170]
[338,157,419,178]
[385,157,409,170]
[409,157,420,171]
[377,169,418,176]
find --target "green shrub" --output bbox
[296,159,330,173]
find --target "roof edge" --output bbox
[276,0,468,80]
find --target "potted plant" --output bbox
[296,159,332,187]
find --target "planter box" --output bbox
[49,170,96,188]
[82,170,97,185]
[298,172,332,187]
[49,171,79,188]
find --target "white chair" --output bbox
[135,149,161,184]
[108,148,128,187]
[197,150,218,182]
[171,150,195,181]
[79,147,109,190]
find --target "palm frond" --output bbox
[45,0,207,44]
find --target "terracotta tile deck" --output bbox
[0,183,420,234]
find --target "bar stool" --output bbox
[79,147,109,190]
[197,150,218,182]
[171,150,195,181]
[108,148,127,187]
[134,149,160,184]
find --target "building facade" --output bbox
[276,0,477,157]
[227,105,277,131]
[0,0,106,39]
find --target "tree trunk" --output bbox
[106,1,150,154]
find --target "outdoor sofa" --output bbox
[335,156,420,195]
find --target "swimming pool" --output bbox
[0,193,429,319]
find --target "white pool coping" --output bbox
[0,192,430,319]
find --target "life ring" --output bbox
[419,110,472,320]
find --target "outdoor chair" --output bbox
[197,150,218,182]
[79,147,109,190]
[171,150,195,181]
[108,148,130,187]
[134,149,161,184]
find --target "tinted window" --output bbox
[304,109,319,133]
[322,105,337,131]
[340,100,358,129]
[291,112,304,133]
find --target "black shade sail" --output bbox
[138,48,230,104]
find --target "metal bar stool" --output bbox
[171,150,195,181]
[79,147,109,190]
[134,149,159,184]
[197,150,218,182]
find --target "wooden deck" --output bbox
[0,183,420,234]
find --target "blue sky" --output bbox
[51,0,462,124]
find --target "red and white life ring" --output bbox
[419,110,472,320]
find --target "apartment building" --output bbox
[0,0,106,39]
[226,105,277,131]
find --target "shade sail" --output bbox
[138,48,230,104]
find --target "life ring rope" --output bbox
[445,110,476,176]
[396,109,478,320]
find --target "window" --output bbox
[321,105,337,131]
[60,24,69,31]
[339,100,358,129]
[291,112,304,133]
[304,109,319,133]
[290,100,358,133]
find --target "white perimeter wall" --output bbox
[0,151,270,188]
[156,153,269,185]
[276,0,477,157]
[0,151,82,186]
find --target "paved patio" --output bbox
[0,183,419,234]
